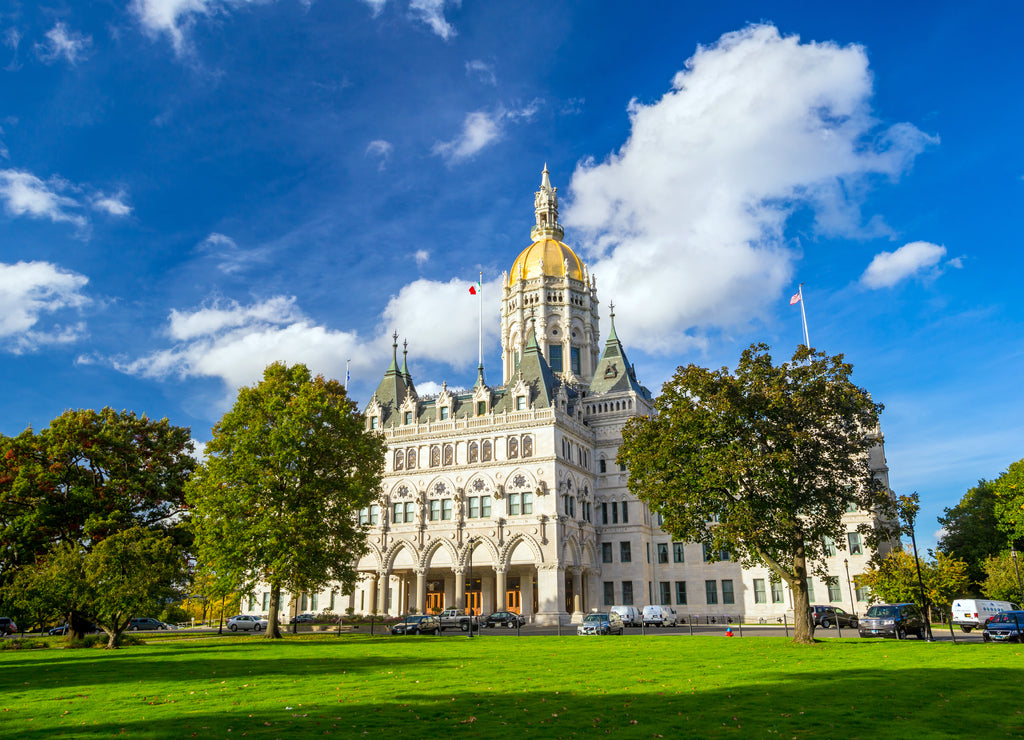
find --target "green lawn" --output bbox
[1,634,1022,738]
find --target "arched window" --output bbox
[468,442,479,463]
[482,440,493,462]
[443,444,454,466]
[407,448,417,470]
[508,437,519,459]
[430,446,440,467]
[395,450,404,470]
[522,436,533,457]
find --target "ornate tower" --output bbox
[501,166,600,387]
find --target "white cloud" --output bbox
[358,0,388,16]
[433,103,539,164]
[861,241,948,289]
[0,261,89,353]
[115,277,501,402]
[409,0,458,40]
[466,60,496,86]
[131,0,270,53]
[564,24,936,353]
[34,22,92,65]
[366,139,393,171]
[0,169,86,228]
[2,28,18,71]
[195,232,270,274]
[414,249,430,266]
[92,191,133,216]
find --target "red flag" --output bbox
[469,280,481,295]
[789,291,801,305]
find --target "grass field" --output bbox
[1,634,1022,738]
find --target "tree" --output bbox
[858,548,970,621]
[186,362,386,639]
[981,552,1024,604]
[937,480,1009,593]
[992,458,1024,544]
[618,343,897,644]
[0,408,194,638]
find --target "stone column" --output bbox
[521,571,535,621]
[415,569,427,615]
[377,572,389,615]
[495,566,507,612]
[572,567,583,615]
[454,567,466,611]
[367,575,378,615]
[536,563,565,626]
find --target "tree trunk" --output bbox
[266,583,283,639]
[69,609,92,640]
[791,545,815,644]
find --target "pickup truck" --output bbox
[437,608,479,632]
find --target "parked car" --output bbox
[0,617,18,635]
[952,599,1020,633]
[289,613,316,624]
[128,617,168,631]
[578,612,625,635]
[858,603,925,639]
[810,605,858,629]
[49,622,100,635]
[390,614,440,635]
[642,605,678,627]
[482,611,526,629]
[610,605,642,627]
[982,610,1024,643]
[226,615,268,632]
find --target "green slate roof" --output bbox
[588,312,651,397]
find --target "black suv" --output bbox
[810,605,858,629]
[858,603,926,639]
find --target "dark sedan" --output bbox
[982,610,1024,643]
[811,605,858,629]
[483,611,526,628]
[390,614,440,635]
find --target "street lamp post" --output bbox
[844,558,857,617]
[467,536,477,640]
[1011,546,1024,607]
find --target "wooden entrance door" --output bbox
[425,591,444,614]
[507,576,522,613]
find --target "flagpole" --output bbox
[477,271,483,370]
[345,359,351,391]
[798,284,810,348]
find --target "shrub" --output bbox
[0,638,48,651]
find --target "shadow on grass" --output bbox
[5,664,1024,738]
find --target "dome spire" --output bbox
[531,164,564,242]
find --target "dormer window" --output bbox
[370,416,378,429]
[516,396,526,410]
[440,406,449,420]
[477,401,487,416]
[404,411,413,425]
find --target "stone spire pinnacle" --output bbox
[531,164,564,242]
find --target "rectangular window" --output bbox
[249,596,257,612]
[369,505,379,525]
[522,492,533,515]
[468,497,480,519]
[311,593,318,611]
[599,459,607,473]
[646,542,650,563]
[823,536,837,557]
[440,406,449,420]
[657,543,669,564]
[604,581,615,606]
[477,401,486,416]
[660,581,672,605]
[370,416,378,429]
[509,493,520,516]
[848,532,863,555]
[516,396,526,410]
[611,501,619,524]
[429,499,440,521]
[392,503,402,524]
[672,542,685,563]
[827,577,842,602]
[675,581,687,605]
[705,580,718,605]
[771,580,784,603]
[262,592,270,611]
[856,585,870,602]
[721,579,735,605]
[622,581,634,606]
[442,499,453,520]
[571,346,581,375]
[845,500,859,513]
[754,579,766,604]
[601,502,608,524]
[404,411,413,425]
[329,590,336,611]
[703,544,715,562]
[480,496,492,518]
[358,508,368,525]
[806,577,815,601]
[622,502,629,523]
[549,344,563,372]
[404,501,414,523]
[602,542,613,563]
[620,541,632,563]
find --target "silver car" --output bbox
[578,612,625,635]
[226,615,268,632]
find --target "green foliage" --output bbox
[981,552,1024,603]
[0,638,48,650]
[619,343,895,642]
[937,480,1009,592]
[187,362,386,638]
[992,458,1024,544]
[858,548,970,616]
[0,408,194,639]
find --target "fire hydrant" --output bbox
[725,625,734,637]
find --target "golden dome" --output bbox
[508,239,585,286]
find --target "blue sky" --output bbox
[2,1,1022,550]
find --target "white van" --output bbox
[610,605,642,627]
[952,599,1020,632]
[642,605,678,627]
